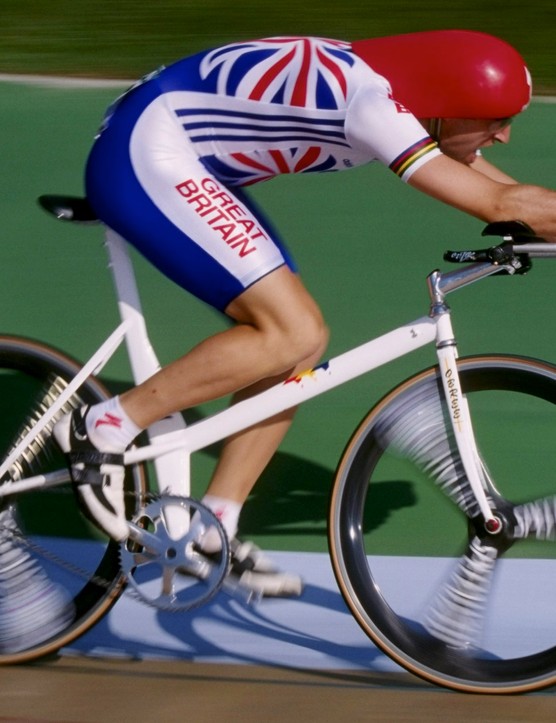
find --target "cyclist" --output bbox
[54,29,553,596]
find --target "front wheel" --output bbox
[329,355,556,694]
[0,336,148,664]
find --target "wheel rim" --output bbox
[330,356,556,692]
[0,337,146,662]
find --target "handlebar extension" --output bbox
[443,220,556,275]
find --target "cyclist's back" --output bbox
[97,37,440,188]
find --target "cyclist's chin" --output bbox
[462,153,480,166]
[442,147,479,166]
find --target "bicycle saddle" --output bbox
[38,195,99,223]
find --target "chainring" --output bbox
[120,495,230,612]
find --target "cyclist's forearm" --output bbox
[469,154,517,184]
[409,155,556,239]
[494,182,556,239]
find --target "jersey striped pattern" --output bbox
[173,38,357,185]
[175,106,349,184]
[389,137,439,178]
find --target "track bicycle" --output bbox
[0,197,556,695]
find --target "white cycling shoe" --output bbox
[228,539,303,598]
[196,523,304,598]
[53,407,129,542]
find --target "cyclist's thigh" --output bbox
[85,91,293,312]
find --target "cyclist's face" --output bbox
[436,118,512,164]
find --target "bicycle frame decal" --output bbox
[443,365,463,429]
[284,361,331,385]
[436,342,495,523]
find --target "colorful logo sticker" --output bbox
[284,361,330,384]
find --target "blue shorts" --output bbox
[85,79,295,312]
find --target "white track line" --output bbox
[1,72,555,102]
[0,73,131,88]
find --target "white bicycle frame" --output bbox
[1,226,552,531]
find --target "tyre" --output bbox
[329,355,556,693]
[0,335,147,663]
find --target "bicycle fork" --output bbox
[431,289,501,534]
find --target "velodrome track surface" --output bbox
[2,77,556,720]
[2,549,556,720]
[3,658,556,723]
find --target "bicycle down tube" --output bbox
[0,227,508,533]
[123,283,496,525]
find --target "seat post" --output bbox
[103,226,161,385]
[103,226,190,497]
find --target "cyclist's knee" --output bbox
[226,266,328,370]
[293,309,329,362]
[270,306,329,372]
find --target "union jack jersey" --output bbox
[86,37,443,310]
[150,37,440,185]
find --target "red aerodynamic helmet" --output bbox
[352,30,532,119]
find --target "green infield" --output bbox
[1,80,556,553]
[2,1,556,92]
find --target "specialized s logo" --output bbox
[95,413,123,429]
[199,37,354,109]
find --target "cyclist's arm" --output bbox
[408,153,556,238]
[469,154,517,184]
